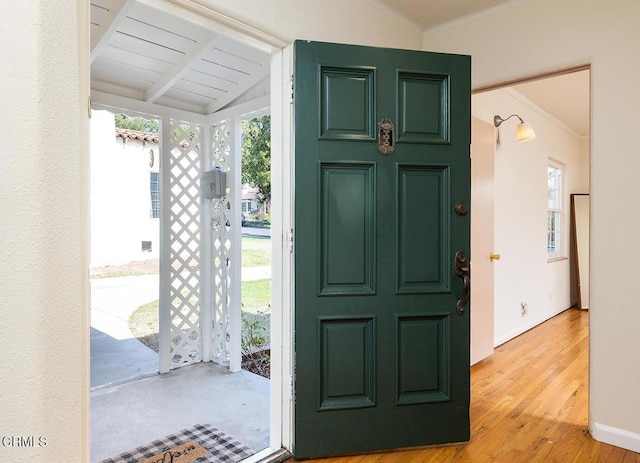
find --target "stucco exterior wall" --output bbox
[90,110,160,267]
[0,1,90,462]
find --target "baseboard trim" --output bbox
[592,423,640,453]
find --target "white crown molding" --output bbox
[502,87,587,140]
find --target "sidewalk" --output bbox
[91,274,160,388]
[241,226,271,237]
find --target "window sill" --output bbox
[547,256,568,263]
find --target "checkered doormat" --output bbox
[99,424,255,463]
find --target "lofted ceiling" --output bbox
[90,0,271,115]
[90,0,589,137]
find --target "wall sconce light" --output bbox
[493,114,536,145]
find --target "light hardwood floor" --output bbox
[288,309,640,462]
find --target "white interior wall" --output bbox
[423,0,640,449]
[473,89,585,346]
[195,0,423,49]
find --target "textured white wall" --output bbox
[0,1,90,462]
[197,0,424,49]
[424,0,640,443]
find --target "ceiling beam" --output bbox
[91,89,209,123]
[91,0,135,64]
[137,0,287,51]
[206,65,269,115]
[144,34,220,103]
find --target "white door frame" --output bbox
[268,45,295,453]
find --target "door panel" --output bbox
[319,316,376,410]
[320,163,376,296]
[320,67,375,140]
[294,40,471,458]
[396,164,450,293]
[397,72,449,143]
[395,313,450,405]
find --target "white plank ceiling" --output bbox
[91,0,589,135]
[90,0,271,115]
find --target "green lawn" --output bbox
[241,278,271,314]
[242,236,271,267]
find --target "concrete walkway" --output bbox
[91,362,269,462]
[91,274,160,388]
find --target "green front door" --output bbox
[293,40,471,458]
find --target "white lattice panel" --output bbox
[168,120,202,368]
[210,122,233,364]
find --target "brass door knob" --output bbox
[490,253,501,262]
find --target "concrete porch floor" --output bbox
[91,362,270,462]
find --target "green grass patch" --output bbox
[129,278,270,344]
[241,278,271,314]
[242,236,271,267]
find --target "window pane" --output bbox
[150,172,159,219]
[547,211,560,253]
[548,189,558,209]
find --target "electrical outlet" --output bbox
[521,301,528,316]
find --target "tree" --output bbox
[115,113,159,133]
[241,115,271,210]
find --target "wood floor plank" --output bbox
[287,309,640,462]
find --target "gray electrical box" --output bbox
[200,168,227,199]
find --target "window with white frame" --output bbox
[150,172,159,219]
[547,162,563,257]
[241,200,253,213]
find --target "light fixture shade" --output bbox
[516,122,536,142]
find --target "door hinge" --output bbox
[290,374,295,403]
[289,74,294,104]
[286,228,294,253]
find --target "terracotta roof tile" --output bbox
[115,128,159,143]
[115,128,196,149]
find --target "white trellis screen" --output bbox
[209,120,240,369]
[165,120,203,369]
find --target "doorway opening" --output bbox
[240,114,272,380]
[470,66,591,421]
[89,107,272,462]
[88,1,288,461]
